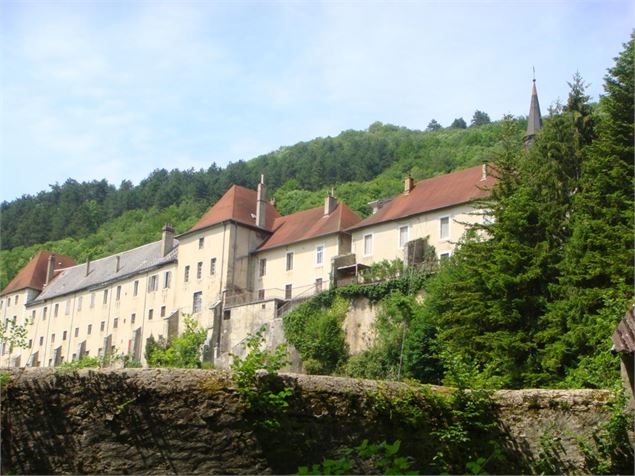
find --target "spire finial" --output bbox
[532,66,535,81]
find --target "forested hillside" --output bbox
[0,118,524,289]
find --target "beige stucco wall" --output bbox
[254,235,341,301]
[0,289,33,367]
[1,261,178,368]
[351,203,482,265]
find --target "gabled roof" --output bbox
[1,251,76,296]
[187,185,280,234]
[258,202,361,251]
[31,240,178,304]
[347,165,496,232]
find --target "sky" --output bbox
[1,0,633,202]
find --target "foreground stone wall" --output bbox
[0,369,628,475]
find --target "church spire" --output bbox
[524,76,542,147]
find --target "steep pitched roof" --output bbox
[526,79,543,139]
[188,185,280,234]
[32,240,178,304]
[258,202,361,251]
[347,165,496,232]
[1,251,76,296]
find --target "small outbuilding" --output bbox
[611,306,635,405]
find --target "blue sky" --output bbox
[1,0,632,202]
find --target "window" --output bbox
[43,307,47,320]
[258,289,265,300]
[316,245,324,266]
[285,284,292,300]
[63,331,67,341]
[87,324,92,335]
[54,303,59,317]
[113,318,119,329]
[440,216,450,240]
[0,299,3,309]
[31,310,36,322]
[74,328,79,338]
[64,300,70,315]
[198,237,205,249]
[315,278,323,293]
[399,225,409,248]
[39,336,43,346]
[77,296,82,311]
[163,271,171,289]
[14,295,18,305]
[184,266,190,283]
[100,321,105,332]
[197,262,203,279]
[192,292,202,313]
[286,252,294,271]
[133,280,139,297]
[160,306,166,317]
[28,339,32,348]
[103,289,108,305]
[439,252,450,262]
[259,258,266,277]
[51,334,55,343]
[148,275,158,292]
[148,309,154,320]
[90,292,96,308]
[131,313,136,324]
[116,285,122,301]
[363,234,373,256]
[210,258,217,275]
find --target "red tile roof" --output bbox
[258,202,361,251]
[1,251,76,296]
[188,185,280,233]
[347,165,496,232]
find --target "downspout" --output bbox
[66,294,76,361]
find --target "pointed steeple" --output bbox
[524,77,542,147]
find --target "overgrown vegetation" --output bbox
[57,352,141,371]
[145,317,207,368]
[283,267,434,376]
[230,326,292,430]
[298,439,417,475]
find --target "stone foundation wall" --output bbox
[0,369,630,475]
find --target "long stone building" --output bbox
[0,82,542,369]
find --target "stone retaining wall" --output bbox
[0,369,629,474]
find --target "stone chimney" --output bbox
[45,254,55,286]
[115,256,121,273]
[161,224,175,257]
[404,176,414,194]
[256,175,267,228]
[324,193,337,216]
[85,258,91,277]
[481,163,488,181]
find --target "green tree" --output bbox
[426,119,442,132]
[146,317,207,368]
[449,117,467,129]
[470,110,491,127]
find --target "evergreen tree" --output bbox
[542,33,634,386]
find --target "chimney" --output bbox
[256,175,267,228]
[45,254,55,286]
[115,256,121,273]
[85,258,91,277]
[161,224,175,257]
[404,176,414,194]
[324,193,337,216]
[481,163,488,181]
